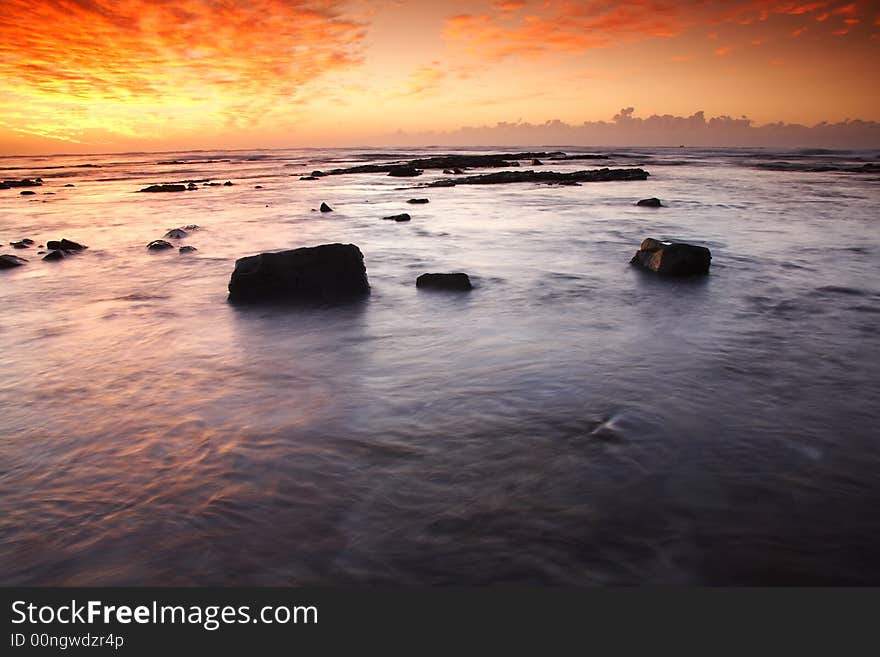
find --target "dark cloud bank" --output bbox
[385,108,880,149]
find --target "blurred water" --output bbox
[1,147,879,585]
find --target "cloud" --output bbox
[396,65,447,97]
[381,108,880,148]
[0,0,366,143]
[444,0,870,61]
[444,1,688,60]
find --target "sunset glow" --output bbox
[1,0,878,153]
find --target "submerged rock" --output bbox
[300,176,319,181]
[425,168,649,187]
[164,228,188,239]
[320,202,333,212]
[179,245,198,253]
[383,213,411,222]
[139,184,187,193]
[228,243,369,303]
[416,272,473,291]
[2,178,42,188]
[182,224,200,231]
[64,183,75,187]
[46,238,86,251]
[636,197,663,207]
[147,239,174,251]
[0,254,28,268]
[42,250,65,261]
[20,190,36,196]
[407,198,430,204]
[388,166,423,177]
[630,238,711,276]
[10,240,30,249]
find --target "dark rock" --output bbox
[0,254,28,269]
[636,197,663,207]
[425,167,649,187]
[300,176,319,181]
[64,183,75,187]
[164,228,188,239]
[320,202,333,212]
[21,238,34,245]
[630,238,711,276]
[383,213,411,222]
[416,272,473,291]
[228,243,369,303]
[20,190,36,196]
[532,159,543,165]
[388,166,423,177]
[10,241,30,248]
[42,250,65,261]
[255,185,263,189]
[311,171,326,177]
[1,178,42,188]
[443,169,454,174]
[187,182,198,189]
[223,181,233,186]
[147,239,174,250]
[46,239,86,251]
[179,245,198,253]
[182,224,200,231]
[139,184,187,193]
[407,198,430,204]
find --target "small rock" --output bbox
[311,171,326,177]
[42,250,65,261]
[0,254,28,268]
[21,238,34,245]
[383,213,411,222]
[64,183,75,187]
[46,238,86,251]
[636,197,663,207]
[179,245,198,253]
[10,241,30,249]
[147,240,174,250]
[630,238,711,276]
[320,202,333,213]
[407,198,430,204]
[164,228,188,239]
[531,159,543,166]
[139,184,187,193]
[223,180,233,186]
[182,224,200,231]
[20,190,36,196]
[187,182,198,189]
[300,176,318,181]
[387,166,423,177]
[255,185,263,189]
[416,273,473,291]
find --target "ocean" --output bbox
[1,146,878,585]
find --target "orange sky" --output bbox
[1,0,878,153]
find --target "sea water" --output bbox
[1,147,878,584]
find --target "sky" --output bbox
[1,0,878,153]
